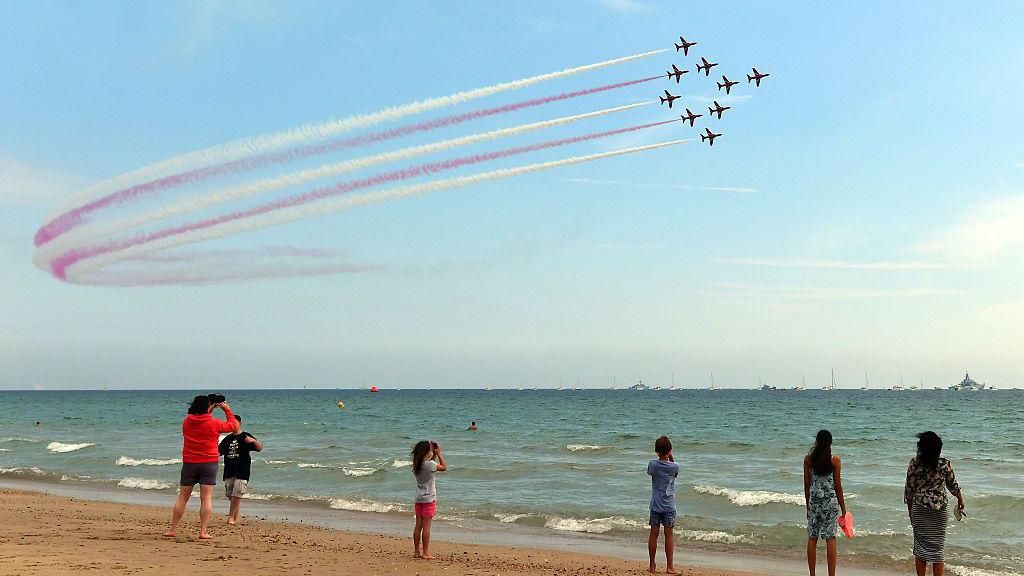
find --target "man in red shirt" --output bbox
[164,395,237,540]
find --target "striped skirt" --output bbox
[911,501,948,564]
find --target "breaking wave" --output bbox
[544,515,646,533]
[328,498,403,513]
[494,513,531,523]
[116,456,181,466]
[693,485,804,507]
[46,442,96,453]
[679,529,752,544]
[342,467,378,477]
[1,437,41,443]
[117,477,173,490]
[392,459,413,468]
[297,462,329,468]
[565,444,606,452]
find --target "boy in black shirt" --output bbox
[218,415,264,525]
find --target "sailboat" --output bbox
[708,371,718,391]
[823,369,836,391]
[861,372,869,391]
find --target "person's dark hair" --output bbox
[411,440,431,475]
[188,395,211,415]
[654,435,672,456]
[808,429,834,476]
[234,415,242,424]
[916,431,943,469]
[471,421,476,425]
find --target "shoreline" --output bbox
[0,479,905,576]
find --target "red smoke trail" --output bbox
[35,76,662,247]
[51,117,677,280]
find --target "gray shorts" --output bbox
[179,462,218,486]
[224,477,248,498]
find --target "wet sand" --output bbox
[0,488,771,576]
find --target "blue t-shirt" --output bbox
[648,459,679,512]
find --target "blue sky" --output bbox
[2,1,1024,389]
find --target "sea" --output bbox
[1,388,1021,575]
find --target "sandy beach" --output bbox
[0,488,768,576]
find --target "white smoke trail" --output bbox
[33,103,648,269]
[47,49,667,218]
[64,140,690,283]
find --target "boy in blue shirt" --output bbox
[647,435,679,574]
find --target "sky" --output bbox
[2,1,1024,390]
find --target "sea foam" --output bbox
[116,456,181,466]
[117,477,172,490]
[328,498,402,513]
[544,515,645,534]
[694,484,804,507]
[342,467,377,477]
[565,444,605,452]
[679,529,751,544]
[46,442,95,453]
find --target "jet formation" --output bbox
[658,35,769,146]
[666,64,688,83]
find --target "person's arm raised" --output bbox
[245,435,264,452]
[435,447,447,472]
[215,403,237,432]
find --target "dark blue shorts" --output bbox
[649,509,676,528]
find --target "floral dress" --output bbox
[807,468,840,539]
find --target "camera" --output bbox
[430,440,439,450]
[207,393,226,404]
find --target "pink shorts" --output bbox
[415,501,437,518]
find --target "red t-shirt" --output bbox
[181,407,237,463]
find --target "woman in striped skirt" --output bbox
[904,431,966,576]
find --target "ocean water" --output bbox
[1,388,1021,574]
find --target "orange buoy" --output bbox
[370,386,379,392]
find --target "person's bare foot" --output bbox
[648,565,657,573]
[413,550,421,558]
[227,520,237,525]
[667,567,678,575]
[163,530,177,538]
[199,532,213,540]
[421,553,434,560]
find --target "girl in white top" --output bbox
[411,440,447,559]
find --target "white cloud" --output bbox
[0,157,83,207]
[712,283,958,300]
[915,195,1024,260]
[600,0,650,12]
[561,177,759,194]
[714,257,960,271]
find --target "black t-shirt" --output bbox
[219,432,256,480]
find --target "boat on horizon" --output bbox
[628,380,649,391]
[950,372,986,391]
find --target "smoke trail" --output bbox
[49,120,678,279]
[35,103,649,266]
[59,140,690,283]
[79,262,372,287]
[36,76,661,246]
[50,48,666,217]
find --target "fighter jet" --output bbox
[717,75,739,95]
[680,108,703,127]
[747,67,770,87]
[660,90,681,108]
[696,57,719,76]
[666,64,689,83]
[708,100,731,119]
[701,127,722,146]
[674,37,697,56]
